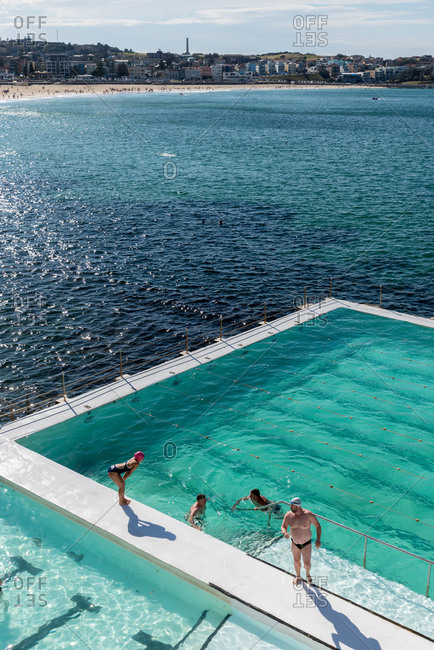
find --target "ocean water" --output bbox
[0,87,433,406]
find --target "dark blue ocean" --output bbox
[0,87,433,406]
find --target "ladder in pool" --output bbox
[132,610,234,649]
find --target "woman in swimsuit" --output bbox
[108,451,144,505]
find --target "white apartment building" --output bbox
[211,64,224,79]
[130,64,150,80]
[384,66,405,80]
[184,68,201,80]
[45,56,71,77]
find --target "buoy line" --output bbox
[158,383,433,484]
[201,369,429,444]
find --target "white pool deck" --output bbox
[1,299,433,649]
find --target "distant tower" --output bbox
[185,37,190,55]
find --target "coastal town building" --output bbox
[222,70,253,82]
[0,67,13,80]
[130,64,150,80]
[45,55,71,77]
[211,64,224,79]
[0,38,431,85]
[184,67,201,80]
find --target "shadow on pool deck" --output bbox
[305,584,382,650]
[122,506,176,540]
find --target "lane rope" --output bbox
[140,409,433,529]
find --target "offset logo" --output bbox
[293,15,328,47]
[163,441,177,459]
[14,16,47,43]
[163,161,177,180]
[13,576,48,608]
[13,294,47,326]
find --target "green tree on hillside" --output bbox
[92,61,105,77]
[117,62,129,77]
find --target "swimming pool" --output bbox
[18,308,434,599]
[0,484,312,649]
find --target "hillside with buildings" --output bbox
[0,38,432,85]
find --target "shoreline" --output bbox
[0,81,424,103]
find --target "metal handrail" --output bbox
[257,500,433,597]
[0,301,304,424]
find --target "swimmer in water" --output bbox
[232,489,281,514]
[107,451,145,505]
[187,494,209,531]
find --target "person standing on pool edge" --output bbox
[108,451,145,505]
[281,497,321,585]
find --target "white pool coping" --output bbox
[1,300,433,648]
[1,298,433,443]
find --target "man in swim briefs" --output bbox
[107,451,145,505]
[232,489,281,513]
[281,496,321,585]
[187,494,209,531]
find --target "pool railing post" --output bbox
[379,285,382,308]
[329,277,333,298]
[219,317,223,341]
[10,405,15,421]
[304,287,306,308]
[120,350,123,378]
[427,563,432,597]
[363,536,368,568]
[26,394,30,414]
[62,372,66,402]
[186,328,189,354]
[264,302,267,324]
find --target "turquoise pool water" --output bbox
[18,308,434,598]
[0,484,306,649]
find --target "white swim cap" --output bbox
[290,497,301,506]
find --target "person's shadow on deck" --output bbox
[122,506,176,541]
[305,584,382,650]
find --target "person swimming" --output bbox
[107,451,145,506]
[232,489,282,513]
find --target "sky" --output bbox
[0,0,433,58]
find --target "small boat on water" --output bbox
[372,97,379,100]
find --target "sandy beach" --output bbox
[0,81,377,102]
